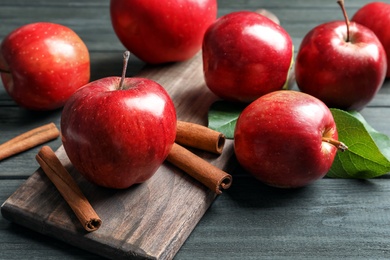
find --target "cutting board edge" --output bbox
[1,193,158,259]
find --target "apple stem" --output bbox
[118,51,131,90]
[337,0,350,42]
[322,137,348,152]
[0,68,10,74]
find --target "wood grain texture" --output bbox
[1,0,390,259]
[1,53,235,260]
[176,175,390,260]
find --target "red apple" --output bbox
[61,52,176,189]
[352,2,390,77]
[234,90,347,188]
[0,22,90,110]
[295,0,387,111]
[202,11,293,103]
[110,0,217,64]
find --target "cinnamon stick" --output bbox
[176,121,225,155]
[36,146,102,232]
[167,142,232,194]
[0,122,60,161]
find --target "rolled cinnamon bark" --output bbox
[0,123,60,161]
[176,121,225,155]
[36,146,102,232]
[167,142,232,194]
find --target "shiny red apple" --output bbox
[0,22,90,110]
[295,0,387,111]
[234,90,347,188]
[61,52,177,189]
[110,0,217,64]
[352,1,390,77]
[202,11,293,103]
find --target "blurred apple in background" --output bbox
[202,11,293,103]
[110,0,217,64]
[0,22,90,111]
[234,90,347,188]
[255,9,280,25]
[352,1,390,77]
[295,0,387,111]
[61,52,177,189]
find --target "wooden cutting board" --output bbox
[1,52,235,260]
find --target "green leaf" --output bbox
[327,109,390,179]
[349,111,390,159]
[207,101,245,139]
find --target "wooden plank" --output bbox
[176,176,390,259]
[1,52,235,260]
[360,107,390,135]
[0,180,104,259]
[3,175,390,259]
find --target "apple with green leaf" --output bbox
[0,22,90,110]
[61,52,177,189]
[234,90,347,188]
[295,0,387,111]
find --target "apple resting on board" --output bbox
[202,11,293,103]
[234,90,347,189]
[0,22,90,111]
[110,0,217,64]
[61,52,177,189]
[295,0,387,111]
[352,1,390,77]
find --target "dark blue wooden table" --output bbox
[1,1,390,259]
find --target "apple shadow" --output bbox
[0,91,11,100]
[223,164,310,209]
[6,107,62,125]
[0,98,63,137]
[382,77,390,89]
[223,161,387,211]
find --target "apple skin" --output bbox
[234,90,339,188]
[61,77,177,189]
[295,21,387,111]
[110,0,217,64]
[352,2,390,77]
[0,22,90,110]
[202,11,293,103]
